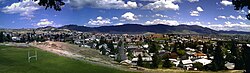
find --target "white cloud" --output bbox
[145,19,179,26]
[188,0,199,2]
[152,14,168,18]
[190,11,199,16]
[214,18,218,20]
[218,15,227,19]
[228,15,236,19]
[88,16,111,26]
[68,0,138,9]
[1,0,40,19]
[143,0,180,11]
[182,21,204,27]
[113,23,124,26]
[35,19,58,27]
[97,16,103,20]
[237,15,247,20]
[217,15,247,20]
[220,0,232,6]
[208,21,250,32]
[197,6,204,12]
[121,12,138,21]
[190,6,203,16]
[112,17,119,20]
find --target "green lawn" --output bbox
[0,46,135,73]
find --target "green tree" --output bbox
[0,32,4,43]
[149,42,160,53]
[193,62,204,71]
[152,53,160,68]
[211,41,225,71]
[24,0,65,11]
[177,49,186,56]
[162,57,173,68]
[242,44,250,73]
[137,54,143,67]
[232,0,250,20]
[100,46,106,55]
[127,50,133,60]
[108,42,116,54]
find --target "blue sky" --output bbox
[0,0,250,32]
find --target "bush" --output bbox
[193,62,204,71]
[162,58,173,68]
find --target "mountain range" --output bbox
[42,24,250,34]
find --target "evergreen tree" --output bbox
[149,42,160,53]
[137,54,143,67]
[212,41,225,71]
[162,56,173,68]
[101,46,106,55]
[108,42,116,54]
[6,34,11,42]
[242,44,250,73]
[0,32,4,43]
[152,53,160,68]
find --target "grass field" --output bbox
[0,46,135,73]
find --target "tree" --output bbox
[0,32,4,43]
[242,44,250,73]
[23,0,65,11]
[100,46,106,55]
[107,42,116,54]
[193,62,204,71]
[149,42,160,53]
[211,41,225,71]
[232,0,250,20]
[127,50,133,60]
[162,56,173,68]
[137,54,143,67]
[229,41,245,69]
[177,49,186,56]
[152,53,160,68]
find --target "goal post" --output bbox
[28,50,38,63]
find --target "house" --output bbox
[12,37,21,41]
[131,57,152,65]
[179,59,193,70]
[132,49,144,57]
[169,59,179,67]
[193,52,207,59]
[193,58,212,65]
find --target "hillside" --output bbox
[0,45,135,73]
[58,24,250,34]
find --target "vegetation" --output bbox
[22,0,65,11]
[162,57,173,68]
[0,46,135,73]
[193,62,204,71]
[137,54,143,67]
[151,53,160,68]
[232,0,250,20]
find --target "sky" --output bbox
[0,0,250,32]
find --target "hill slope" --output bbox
[0,46,135,73]
[57,24,250,34]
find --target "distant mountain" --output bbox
[57,24,250,34]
